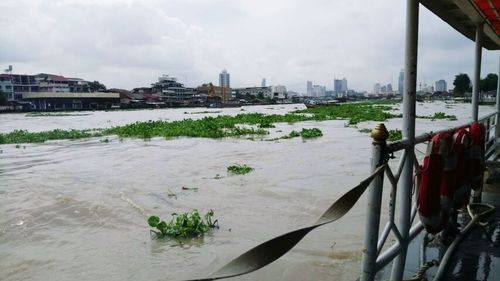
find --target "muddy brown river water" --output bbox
[0,102,495,281]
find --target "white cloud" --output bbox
[0,0,497,91]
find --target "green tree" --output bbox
[83,81,106,92]
[0,90,8,106]
[480,73,498,92]
[453,73,471,96]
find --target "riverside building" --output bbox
[151,75,195,106]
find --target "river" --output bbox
[0,101,495,281]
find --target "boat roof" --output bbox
[420,0,500,50]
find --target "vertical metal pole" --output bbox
[472,24,483,122]
[495,55,500,140]
[360,124,388,281]
[391,0,418,280]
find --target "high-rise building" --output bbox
[219,69,230,88]
[306,81,313,95]
[261,78,266,87]
[374,83,381,94]
[387,83,393,93]
[435,79,447,92]
[341,78,348,92]
[334,79,343,93]
[312,85,326,97]
[398,69,404,95]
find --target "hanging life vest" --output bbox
[469,122,486,191]
[452,128,472,208]
[417,132,455,234]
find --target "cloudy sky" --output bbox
[0,0,498,92]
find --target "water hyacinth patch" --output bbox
[148,209,218,239]
[227,164,254,175]
[0,129,101,144]
[388,129,402,141]
[0,101,403,145]
[299,128,323,138]
[417,112,457,121]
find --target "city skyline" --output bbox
[0,0,498,92]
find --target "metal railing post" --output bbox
[360,124,389,281]
[472,23,483,122]
[391,0,418,279]
[495,55,500,140]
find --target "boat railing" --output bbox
[360,110,499,281]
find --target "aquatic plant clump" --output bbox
[295,101,402,125]
[258,122,276,128]
[0,129,100,144]
[102,117,269,139]
[417,112,457,121]
[0,101,402,145]
[227,164,254,175]
[388,129,402,141]
[148,209,218,238]
[299,128,323,138]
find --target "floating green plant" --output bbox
[286,130,301,138]
[0,101,404,144]
[388,129,402,141]
[148,209,218,238]
[295,101,402,125]
[299,128,323,138]
[417,112,457,121]
[227,164,254,175]
[0,129,100,144]
[258,122,275,128]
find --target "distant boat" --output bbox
[304,100,339,109]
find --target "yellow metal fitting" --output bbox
[371,123,389,142]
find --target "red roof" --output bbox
[475,0,500,34]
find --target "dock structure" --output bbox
[22,92,120,111]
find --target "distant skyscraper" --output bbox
[261,78,266,87]
[306,81,313,95]
[334,79,343,93]
[341,78,348,92]
[435,79,447,92]
[219,69,230,88]
[374,83,381,94]
[387,83,393,93]
[398,69,404,95]
[312,85,326,97]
